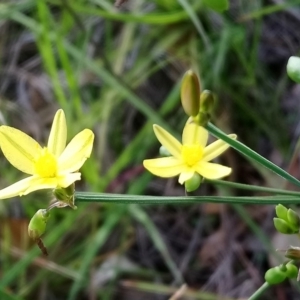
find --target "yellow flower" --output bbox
[0,109,94,199]
[143,120,236,184]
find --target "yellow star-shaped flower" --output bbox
[0,109,94,199]
[143,120,236,184]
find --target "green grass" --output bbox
[0,0,299,299]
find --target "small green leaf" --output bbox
[203,0,229,12]
[287,56,300,83]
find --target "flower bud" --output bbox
[275,204,288,221]
[287,209,300,232]
[200,90,215,114]
[28,209,50,240]
[159,146,171,157]
[185,173,202,192]
[273,218,296,234]
[287,56,300,83]
[181,70,200,117]
[284,246,300,260]
[265,266,286,285]
[54,184,76,209]
[193,111,210,127]
[286,262,298,279]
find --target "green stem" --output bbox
[206,122,300,188]
[75,193,300,205]
[248,282,270,300]
[210,180,300,197]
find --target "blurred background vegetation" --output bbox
[1,0,300,299]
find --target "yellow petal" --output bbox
[58,129,94,173]
[143,157,184,177]
[194,161,231,179]
[0,177,34,199]
[23,177,58,195]
[182,123,208,147]
[178,169,194,184]
[0,126,41,174]
[153,125,181,159]
[47,109,67,157]
[57,172,81,187]
[202,134,237,162]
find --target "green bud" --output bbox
[185,173,202,192]
[181,70,200,117]
[287,56,300,83]
[199,90,215,114]
[265,266,287,285]
[54,184,76,209]
[193,111,210,127]
[275,204,288,221]
[285,246,300,260]
[159,146,171,157]
[273,218,295,234]
[287,209,300,232]
[285,262,298,279]
[28,209,50,240]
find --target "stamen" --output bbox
[182,145,203,166]
[34,148,58,177]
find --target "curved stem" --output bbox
[75,193,300,205]
[248,282,270,300]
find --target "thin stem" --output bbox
[248,282,270,300]
[206,122,300,189]
[210,180,300,197]
[75,193,300,205]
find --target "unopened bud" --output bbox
[286,262,298,279]
[181,70,200,117]
[275,204,288,221]
[193,111,210,127]
[54,184,76,209]
[265,266,286,285]
[185,173,202,192]
[28,209,50,240]
[273,218,296,234]
[287,209,300,232]
[284,246,300,260]
[159,146,171,157]
[200,90,215,113]
[287,56,300,83]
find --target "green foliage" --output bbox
[0,1,300,299]
[203,0,229,12]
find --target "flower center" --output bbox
[182,144,203,166]
[34,148,58,177]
